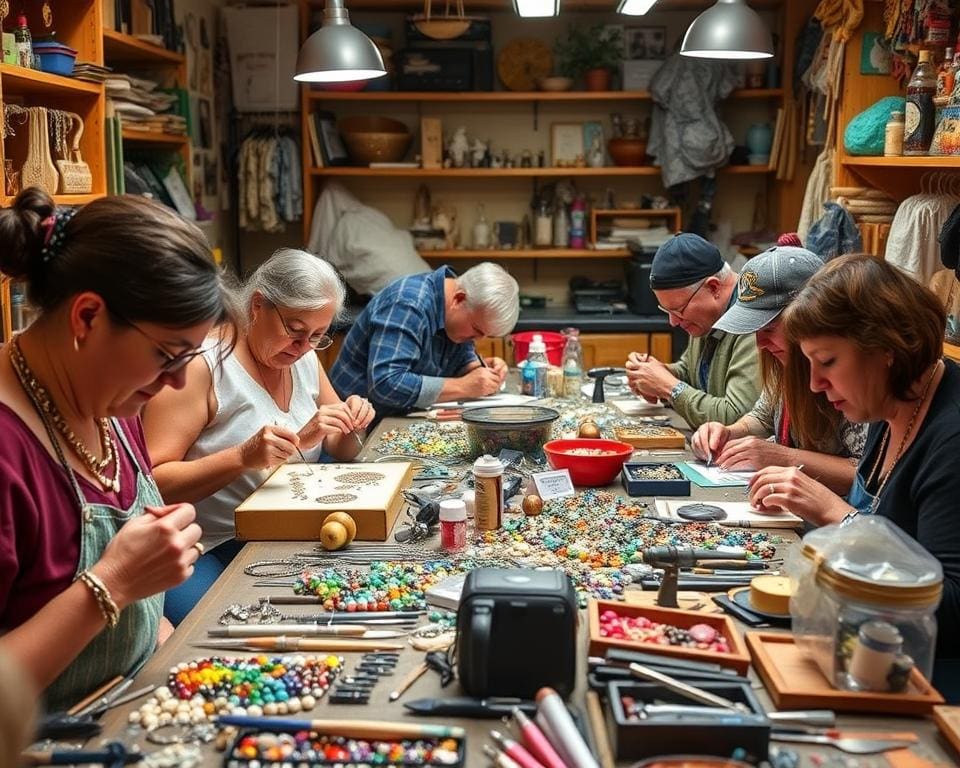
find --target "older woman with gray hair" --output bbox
[330,262,520,418]
[144,249,374,624]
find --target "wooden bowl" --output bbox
[338,116,412,165]
[538,76,573,92]
[608,137,648,167]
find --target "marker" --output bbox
[512,708,568,768]
[489,730,547,768]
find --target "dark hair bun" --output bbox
[0,187,56,280]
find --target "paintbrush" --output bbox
[193,637,405,653]
[208,624,406,639]
[216,714,466,740]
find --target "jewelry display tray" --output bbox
[620,462,691,497]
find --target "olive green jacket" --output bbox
[667,330,760,429]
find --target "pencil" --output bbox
[389,660,429,701]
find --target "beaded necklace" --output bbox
[9,337,119,493]
[863,359,942,513]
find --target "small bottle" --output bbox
[472,455,504,531]
[14,15,34,69]
[561,327,583,399]
[938,47,956,98]
[569,196,586,249]
[438,499,467,551]
[521,334,549,398]
[534,200,552,247]
[473,204,491,249]
[884,111,905,156]
[553,204,569,247]
[904,50,937,155]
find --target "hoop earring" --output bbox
[73,336,80,352]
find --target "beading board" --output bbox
[613,425,686,449]
[235,462,413,542]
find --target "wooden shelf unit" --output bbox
[309,165,772,177]
[102,29,186,67]
[419,248,631,259]
[305,88,783,103]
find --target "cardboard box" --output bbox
[235,462,413,542]
[421,117,442,169]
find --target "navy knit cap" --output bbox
[649,233,725,290]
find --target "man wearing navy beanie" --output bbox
[625,233,760,428]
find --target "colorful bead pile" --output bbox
[128,655,339,729]
[228,731,461,766]
[376,422,469,459]
[544,401,638,439]
[294,561,459,611]
[598,609,732,653]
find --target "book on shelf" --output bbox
[306,115,324,168]
[769,106,785,172]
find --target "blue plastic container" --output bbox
[32,42,77,76]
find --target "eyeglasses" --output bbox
[112,311,207,373]
[273,305,334,350]
[657,278,708,320]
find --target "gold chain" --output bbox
[867,359,942,513]
[9,337,120,493]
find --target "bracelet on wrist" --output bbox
[77,570,121,629]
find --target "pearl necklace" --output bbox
[9,337,120,493]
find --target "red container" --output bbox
[511,331,565,366]
[543,438,634,486]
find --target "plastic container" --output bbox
[31,42,77,75]
[786,516,942,692]
[561,327,583,398]
[521,334,549,397]
[511,330,565,366]
[543,438,634,486]
[472,455,504,531]
[462,405,560,459]
[439,499,467,551]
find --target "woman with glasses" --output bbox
[0,188,234,711]
[144,248,374,625]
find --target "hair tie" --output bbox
[40,208,77,264]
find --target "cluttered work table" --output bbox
[91,400,960,768]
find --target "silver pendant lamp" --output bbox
[294,0,387,83]
[680,0,773,60]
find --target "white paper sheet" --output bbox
[655,499,802,528]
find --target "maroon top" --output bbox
[0,403,153,631]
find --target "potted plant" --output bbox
[555,25,624,91]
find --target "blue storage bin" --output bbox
[32,42,77,76]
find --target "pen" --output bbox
[403,696,537,718]
[476,351,488,368]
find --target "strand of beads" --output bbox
[229,731,461,766]
[129,655,339,729]
[376,422,469,459]
[294,561,459,611]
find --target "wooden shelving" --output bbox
[0,193,106,207]
[0,64,103,96]
[102,29,186,67]
[306,0,783,9]
[310,165,771,177]
[121,128,190,146]
[419,248,631,259]
[307,88,783,103]
[842,154,960,170]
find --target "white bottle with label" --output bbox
[473,455,505,531]
[521,334,549,397]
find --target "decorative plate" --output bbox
[497,38,553,92]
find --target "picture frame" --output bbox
[314,110,349,166]
[860,31,892,75]
[583,121,605,167]
[625,26,667,60]
[158,164,197,221]
[551,122,584,168]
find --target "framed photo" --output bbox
[314,111,349,166]
[625,26,667,60]
[583,121,605,167]
[860,31,892,75]
[551,122,584,168]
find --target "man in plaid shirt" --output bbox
[330,263,519,418]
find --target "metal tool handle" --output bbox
[628,663,746,712]
[767,710,836,727]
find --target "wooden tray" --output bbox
[745,632,944,716]
[614,425,686,449]
[588,599,751,674]
[933,706,960,755]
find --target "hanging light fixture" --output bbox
[680,0,773,60]
[514,0,559,18]
[294,0,386,83]
[617,0,658,15]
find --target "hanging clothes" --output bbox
[886,192,960,285]
[647,54,740,189]
[237,128,302,232]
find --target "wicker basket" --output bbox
[55,113,93,194]
[20,107,59,195]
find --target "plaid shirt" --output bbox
[330,266,477,416]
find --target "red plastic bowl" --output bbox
[543,438,634,486]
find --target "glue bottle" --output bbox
[473,455,505,531]
[521,334,549,398]
[439,499,467,551]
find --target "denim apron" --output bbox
[846,466,876,515]
[43,422,164,711]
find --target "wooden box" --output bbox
[235,462,413,542]
[588,600,751,674]
[745,632,944,716]
[420,117,442,169]
[613,425,686,449]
